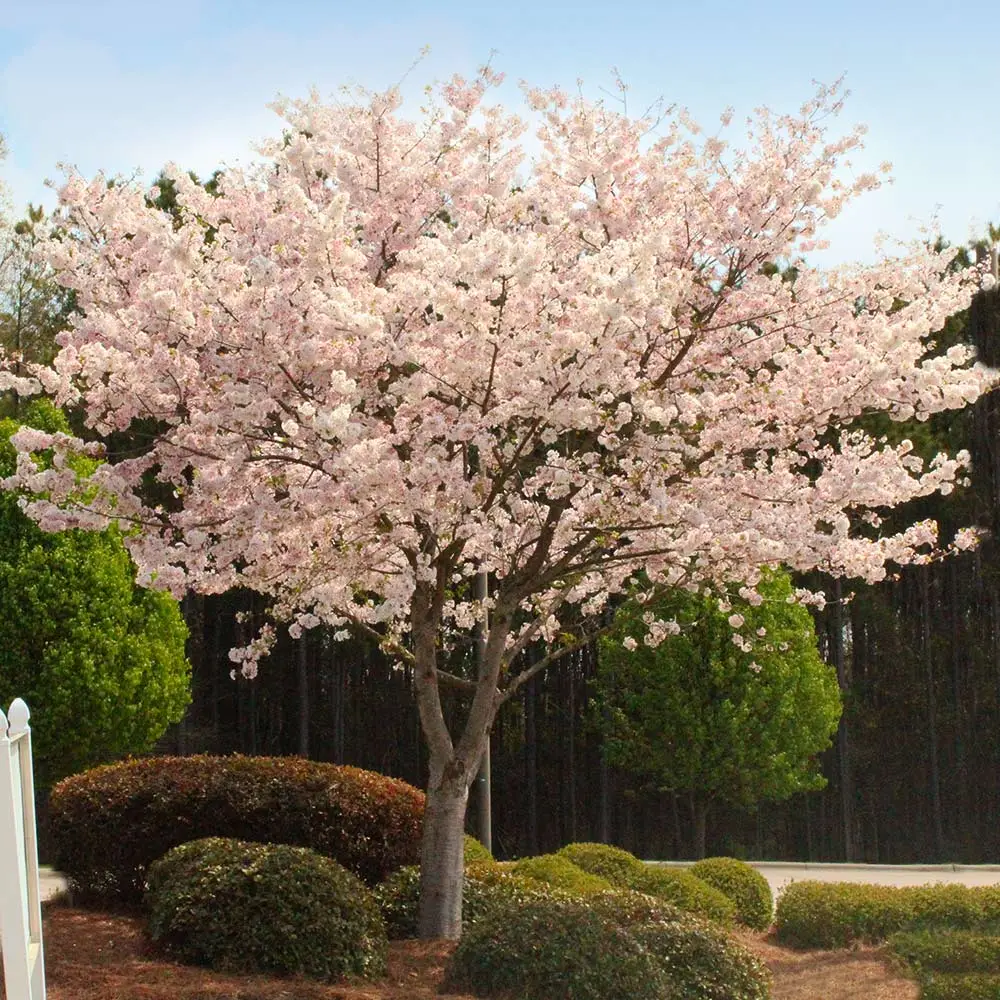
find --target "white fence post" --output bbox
[0,699,45,1000]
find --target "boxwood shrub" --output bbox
[555,842,735,924]
[920,973,1000,1000]
[445,894,669,1000]
[775,881,1000,949]
[557,841,648,883]
[49,754,424,905]
[374,861,558,939]
[630,866,737,925]
[889,929,1000,974]
[588,889,769,1000]
[464,834,495,865]
[689,857,773,930]
[146,837,387,981]
[512,854,614,895]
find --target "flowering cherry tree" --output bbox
[0,70,994,937]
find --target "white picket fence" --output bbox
[0,699,45,1000]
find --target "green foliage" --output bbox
[463,834,494,865]
[919,973,1000,1000]
[0,401,189,786]
[588,887,768,999]
[689,857,773,930]
[511,854,614,895]
[628,865,737,925]
[557,841,647,884]
[889,929,1000,973]
[445,894,670,1000]
[49,754,425,905]
[556,841,735,923]
[373,861,558,939]
[629,918,771,1000]
[145,837,387,981]
[596,569,842,826]
[774,881,1000,948]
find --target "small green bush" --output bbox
[775,881,910,948]
[464,834,494,865]
[920,973,1000,1000]
[775,881,1000,949]
[374,861,557,939]
[555,842,735,923]
[49,754,424,905]
[690,857,773,930]
[630,917,771,1000]
[445,894,669,1000]
[512,854,614,895]
[146,837,387,981]
[630,866,737,925]
[889,930,1000,974]
[557,841,647,884]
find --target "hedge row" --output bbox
[50,755,425,903]
[889,929,1000,974]
[775,881,1000,948]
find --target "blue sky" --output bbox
[0,0,995,265]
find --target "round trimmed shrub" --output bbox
[49,754,424,905]
[146,837,387,981]
[512,854,614,895]
[588,890,770,1000]
[445,894,669,1000]
[464,834,495,865]
[690,857,773,930]
[630,917,771,1000]
[555,841,734,923]
[374,861,557,939]
[629,866,737,925]
[557,841,647,884]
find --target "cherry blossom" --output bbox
[1,69,994,937]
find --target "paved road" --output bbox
[650,860,1000,899]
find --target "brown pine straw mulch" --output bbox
[11,904,919,1000]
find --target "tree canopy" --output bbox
[596,569,842,857]
[0,400,190,785]
[0,69,993,935]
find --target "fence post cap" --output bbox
[7,698,29,736]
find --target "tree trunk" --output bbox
[297,634,309,757]
[692,796,709,859]
[417,772,470,938]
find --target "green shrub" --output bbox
[774,881,910,948]
[630,866,737,925]
[775,881,1000,949]
[555,842,734,923]
[512,854,614,895]
[630,917,771,1000]
[920,973,1000,1000]
[445,894,669,1000]
[690,857,773,930]
[145,837,387,981]
[889,930,1000,974]
[464,834,494,865]
[374,861,558,939]
[557,841,647,884]
[49,754,424,905]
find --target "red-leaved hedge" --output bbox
[49,754,424,906]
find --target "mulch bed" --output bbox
[5,904,919,1000]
